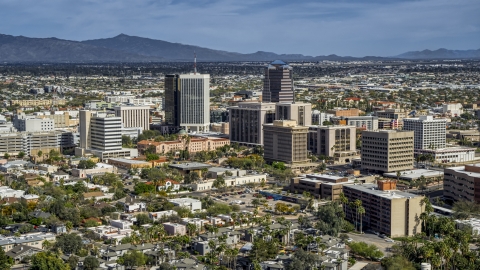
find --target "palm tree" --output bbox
[339,192,348,214]
[358,206,365,234]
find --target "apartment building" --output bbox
[403,115,446,151]
[308,125,357,164]
[10,99,66,107]
[361,130,414,173]
[444,164,480,202]
[263,120,309,164]
[332,116,379,130]
[262,60,294,103]
[229,102,276,146]
[275,102,312,126]
[0,131,74,157]
[290,174,352,200]
[343,181,424,237]
[114,105,150,131]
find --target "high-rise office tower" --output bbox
[229,102,276,146]
[262,60,294,103]
[275,102,312,126]
[263,120,309,164]
[79,111,122,152]
[403,115,446,151]
[113,105,150,131]
[361,130,414,173]
[164,74,210,132]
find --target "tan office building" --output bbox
[114,105,150,131]
[290,174,352,200]
[444,164,480,203]
[326,108,359,117]
[275,102,312,126]
[343,181,424,237]
[308,125,357,163]
[361,130,414,173]
[10,99,66,107]
[263,120,309,164]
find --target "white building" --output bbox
[403,115,447,151]
[442,103,463,116]
[110,220,134,230]
[417,147,476,163]
[189,174,267,191]
[149,210,177,222]
[114,105,150,131]
[168,198,202,212]
[13,113,55,132]
[0,186,25,198]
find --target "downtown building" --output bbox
[275,102,312,126]
[444,164,480,203]
[0,131,75,158]
[403,115,446,151]
[343,181,424,237]
[76,111,137,160]
[263,120,309,165]
[164,74,210,133]
[229,102,276,146]
[361,130,414,173]
[113,105,151,131]
[262,60,294,103]
[308,125,358,164]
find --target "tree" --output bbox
[67,255,79,270]
[213,175,226,190]
[349,241,384,260]
[54,233,83,255]
[158,262,175,270]
[119,250,147,269]
[286,248,317,270]
[3,153,9,160]
[77,159,96,169]
[381,255,416,270]
[30,252,69,270]
[0,246,13,270]
[315,201,345,236]
[136,213,151,225]
[18,151,26,159]
[83,256,99,270]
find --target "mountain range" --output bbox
[0,33,478,63]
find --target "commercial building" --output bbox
[311,111,334,126]
[137,135,229,155]
[13,113,55,132]
[168,198,202,212]
[275,102,312,126]
[189,173,267,191]
[114,105,150,131]
[444,164,480,203]
[361,130,414,173]
[442,103,463,116]
[416,147,476,164]
[308,125,357,164]
[383,169,443,181]
[229,102,276,146]
[375,109,406,120]
[10,99,66,107]
[263,120,309,164]
[262,60,294,103]
[326,108,359,117]
[332,116,378,130]
[0,131,75,157]
[163,223,187,236]
[107,158,152,170]
[168,162,212,177]
[403,116,446,151]
[164,73,210,132]
[289,174,353,200]
[343,181,424,237]
[76,111,136,159]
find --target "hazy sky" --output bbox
[1,0,479,56]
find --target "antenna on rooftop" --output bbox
[194,51,197,75]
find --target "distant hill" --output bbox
[0,33,479,62]
[396,48,480,59]
[0,34,163,63]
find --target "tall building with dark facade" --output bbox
[165,74,181,127]
[229,102,276,146]
[262,60,294,103]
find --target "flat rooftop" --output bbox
[345,184,420,200]
[108,158,150,164]
[168,162,212,170]
[383,169,443,180]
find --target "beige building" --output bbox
[375,109,406,120]
[290,174,352,200]
[114,105,150,131]
[229,102,276,146]
[10,99,66,107]
[308,125,357,163]
[275,102,312,126]
[343,181,424,237]
[444,164,480,203]
[263,120,309,164]
[107,158,152,170]
[137,136,230,155]
[361,130,414,173]
[326,108,359,117]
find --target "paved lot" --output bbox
[347,232,395,255]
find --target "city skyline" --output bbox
[0,0,478,57]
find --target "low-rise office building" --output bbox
[290,174,353,200]
[444,164,480,202]
[107,158,152,170]
[343,181,424,237]
[308,125,358,164]
[168,198,202,212]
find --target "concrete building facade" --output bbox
[403,115,446,151]
[444,164,480,203]
[114,105,150,131]
[275,102,312,126]
[361,130,414,173]
[229,102,276,146]
[332,116,379,130]
[308,125,357,163]
[343,181,424,237]
[290,174,352,200]
[263,120,309,164]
